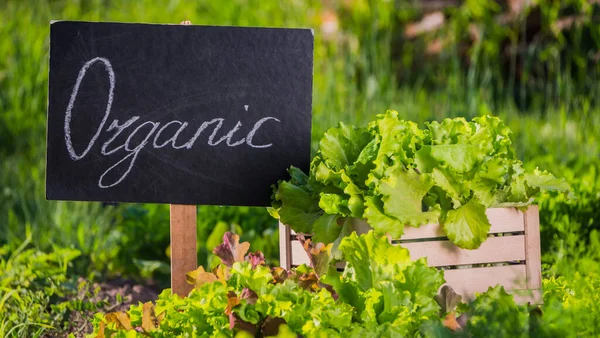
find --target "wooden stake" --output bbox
[170,204,197,296]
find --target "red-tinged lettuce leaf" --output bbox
[228,312,257,334]
[103,311,133,331]
[435,285,463,314]
[240,288,258,304]
[296,235,334,276]
[214,232,250,267]
[141,302,159,333]
[260,317,288,337]
[246,251,265,269]
[270,267,290,284]
[186,266,219,289]
[225,290,241,315]
[441,198,491,249]
[377,165,441,228]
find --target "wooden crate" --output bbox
[279,206,542,304]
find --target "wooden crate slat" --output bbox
[524,206,542,289]
[443,265,528,295]
[403,235,526,267]
[290,235,526,268]
[290,207,525,240]
[279,222,292,270]
[290,240,311,266]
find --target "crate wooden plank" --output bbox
[289,208,525,240]
[290,235,526,268]
[279,222,292,270]
[403,235,526,267]
[443,265,528,296]
[524,205,542,290]
[457,288,542,304]
[290,240,311,266]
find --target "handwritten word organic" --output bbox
[64,57,280,188]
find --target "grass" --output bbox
[0,1,599,335]
[2,0,599,264]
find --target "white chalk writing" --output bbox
[63,57,281,188]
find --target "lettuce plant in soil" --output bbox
[90,232,600,337]
[270,111,569,249]
[91,231,449,337]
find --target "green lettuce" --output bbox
[271,111,570,249]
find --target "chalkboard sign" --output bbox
[46,21,313,206]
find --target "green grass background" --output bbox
[0,1,599,335]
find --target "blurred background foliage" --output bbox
[0,0,598,291]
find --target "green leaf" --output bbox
[319,193,349,216]
[368,110,422,178]
[430,167,469,208]
[524,168,570,192]
[274,180,322,234]
[312,214,342,244]
[418,144,484,174]
[338,231,411,291]
[441,198,490,249]
[321,266,365,317]
[363,196,405,238]
[318,123,373,170]
[377,165,441,227]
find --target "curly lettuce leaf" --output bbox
[441,198,491,249]
[318,122,373,171]
[377,165,441,228]
[338,231,411,291]
[312,214,343,244]
[367,110,423,181]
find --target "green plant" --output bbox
[0,235,103,337]
[90,231,600,337]
[271,111,569,249]
[91,231,447,337]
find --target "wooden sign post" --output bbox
[45,21,314,296]
[170,204,197,295]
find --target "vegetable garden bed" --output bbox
[280,206,542,304]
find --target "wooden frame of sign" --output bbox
[279,206,543,304]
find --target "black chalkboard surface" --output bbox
[46,21,313,206]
